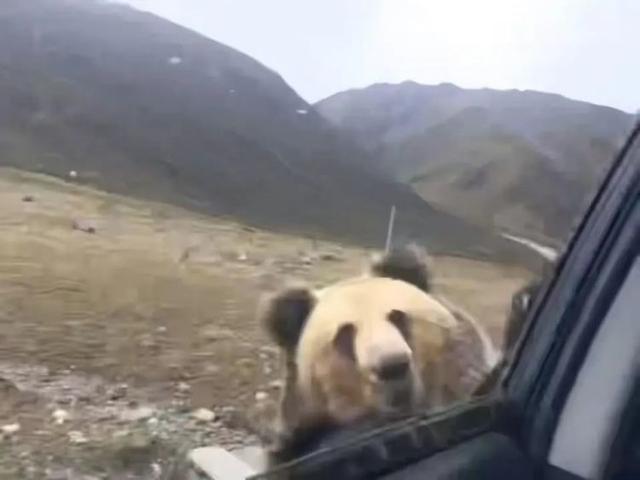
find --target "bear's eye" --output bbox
[388,309,411,341]
[333,323,356,361]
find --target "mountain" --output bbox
[316,81,635,245]
[0,0,537,266]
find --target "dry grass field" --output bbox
[0,168,532,478]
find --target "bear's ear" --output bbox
[259,285,316,353]
[370,244,433,292]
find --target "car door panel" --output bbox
[381,433,535,480]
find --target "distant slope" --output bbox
[0,0,537,266]
[316,82,634,243]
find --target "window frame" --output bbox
[505,120,640,462]
[602,371,640,479]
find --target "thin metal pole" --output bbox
[384,205,396,253]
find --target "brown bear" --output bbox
[258,245,496,466]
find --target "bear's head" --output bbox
[259,246,479,464]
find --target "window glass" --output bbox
[0,0,636,476]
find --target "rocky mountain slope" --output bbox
[0,0,533,264]
[317,81,635,244]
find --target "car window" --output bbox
[549,251,640,478]
[608,376,640,480]
[0,1,636,477]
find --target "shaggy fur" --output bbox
[259,285,315,354]
[370,244,432,293]
[259,245,493,469]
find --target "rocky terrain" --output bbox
[317,81,635,245]
[0,168,533,478]
[0,2,594,477]
[0,0,535,267]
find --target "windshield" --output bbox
[0,0,637,478]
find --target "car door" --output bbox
[247,120,640,480]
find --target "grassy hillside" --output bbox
[0,168,532,476]
[0,0,535,266]
[317,82,634,243]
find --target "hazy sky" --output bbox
[124,0,638,113]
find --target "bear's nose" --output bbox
[375,355,411,382]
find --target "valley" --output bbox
[317,82,634,244]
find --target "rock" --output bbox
[147,417,159,428]
[22,195,35,202]
[95,409,117,422]
[254,391,268,402]
[139,335,156,348]
[45,468,72,480]
[259,346,279,355]
[121,406,155,422]
[175,382,191,394]
[319,252,341,262]
[151,462,162,477]
[72,219,97,234]
[52,409,69,425]
[170,399,191,413]
[0,377,20,403]
[109,383,128,400]
[201,326,233,342]
[191,408,216,423]
[68,430,88,444]
[1,423,20,435]
[203,364,221,375]
[55,395,74,406]
[268,380,284,390]
[156,326,167,333]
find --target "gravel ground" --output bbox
[0,169,533,478]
